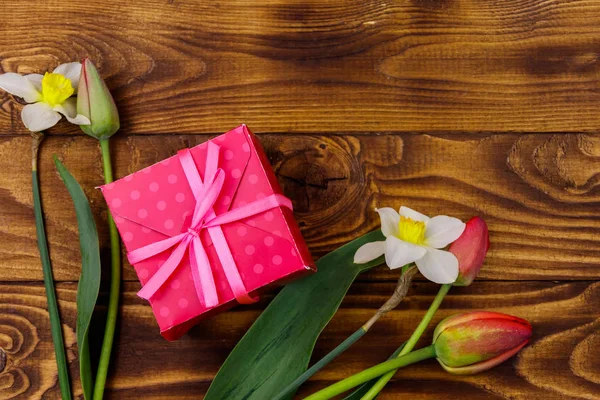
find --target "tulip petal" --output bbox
[354,241,386,264]
[384,236,427,269]
[450,216,490,286]
[438,340,529,375]
[21,102,61,132]
[415,248,459,284]
[376,207,400,237]
[424,216,466,248]
[434,311,531,344]
[26,74,44,92]
[53,62,82,93]
[399,206,430,222]
[54,98,91,125]
[0,73,42,103]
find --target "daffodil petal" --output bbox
[21,102,61,132]
[0,73,41,103]
[54,106,90,125]
[52,62,82,93]
[54,98,91,125]
[425,216,466,248]
[399,206,430,222]
[54,97,77,117]
[25,74,44,92]
[415,248,459,284]
[376,207,400,237]
[384,236,427,269]
[354,241,386,264]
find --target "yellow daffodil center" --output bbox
[41,72,74,107]
[398,216,426,244]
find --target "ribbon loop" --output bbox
[129,143,292,310]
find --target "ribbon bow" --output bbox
[128,142,292,308]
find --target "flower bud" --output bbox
[449,216,490,286]
[77,58,120,139]
[433,311,532,375]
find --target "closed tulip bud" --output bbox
[433,311,532,375]
[449,216,490,286]
[77,58,120,139]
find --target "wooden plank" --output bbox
[2,133,600,282]
[1,281,597,399]
[1,0,600,135]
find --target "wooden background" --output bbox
[0,0,599,399]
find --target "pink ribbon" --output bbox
[128,142,292,309]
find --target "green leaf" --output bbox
[205,230,385,400]
[54,157,101,400]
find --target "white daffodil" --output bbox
[355,206,466,284]
[0,62,90,132]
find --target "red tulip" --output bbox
[433,311,532,375]
[449,216,490,286]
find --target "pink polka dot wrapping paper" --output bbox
[100,125,315,340]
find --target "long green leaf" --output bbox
[205,230,385,400]
[32,169,72,400]
[54,157,101,400]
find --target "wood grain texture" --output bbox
[1,133,600,282]
[0,281,596,399]
[1,0,600,398]
[1,0,600,135]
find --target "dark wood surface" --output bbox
[0,281,598,399]
[0,0,599,399]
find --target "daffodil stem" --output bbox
[273,328,367,400]
[273,265,416,400]
[360,283,452,399]
[304,346,436,400]
[93,138,121,400]
[31,132,72,400]
[362,266,416,331]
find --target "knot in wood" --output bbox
[275,138,352,213]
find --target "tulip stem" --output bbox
[31,132,73,400]
[94,138,121,400]
[360,283,451,399]
[304,346,436,400]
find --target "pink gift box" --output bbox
[101,125,315,340]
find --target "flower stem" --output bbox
[341,342,406,400]
[304,346,436,400]
[274,328,367,400]
[360,283,452,399]
[93,138,121,400]
[273,265,417,400]
[31,132,72,400]
[363,266,417,331]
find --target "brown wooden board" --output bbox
[1,134,599,282]
[1,0,600,398]
[1,0,600,135]
[0,281,597,399]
